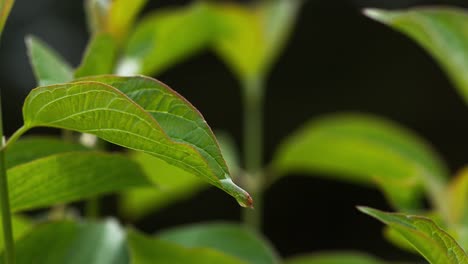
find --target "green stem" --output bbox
[0,95,15,264]
[241,76,265,231]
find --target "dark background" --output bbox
[2,0,468,262]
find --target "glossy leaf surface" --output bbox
[118,2,214,76]
[128,230,245,264]
[8,152,150,212]
[364,8,468,104]
[75,34,118,78]
[272,113,448,210]
[5,136,89,169]
[26,36,74,86]
[284,252,387,264]
[0,0,14,37]
[0,219,129,264]
[359,206,468,264]
[120,151,206,220]
[22,75,251,207]
[212,0,300,81]
[159,222,279,264]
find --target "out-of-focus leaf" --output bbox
[75,34,118,78]
[120,151,206,220]
[364,8,468,105]
[212,0,300,82]
[158,222,279,264]
[26,36,74,86]
[8,152,150,212]
[383,226,417,254]
[23,75,251,207]
[0,219,129,264]
[85,0,146,42]
[117,2,214,76]
[448,167,468,249]
[0,215,32,251]
[272,113,448,211]
[5,136,89,169]
[0,0,14,38]
[284,252,387,264]
[128,230,245,264]
[216,131,241,177]
[359,206,468,264]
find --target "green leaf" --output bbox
[118,2,214,76]
[0,215,32,252]
[75,34,118,78]
[284,252,387,264]
[120,151,207,220]
[22,75,252,207]
[5,136,89,169]
[363,8,468,105]
[26,36,74,86]
[211,0,300,82]
[128,229,245,264]
[158,222,279,264]
[448,167,468,249]
[8,152,150,212]
[216,131,241,178]
[0,219,129,264]
[272,113,448,211]
[359,206,468,264]
[383,226,418,254]
[0,0,14,38]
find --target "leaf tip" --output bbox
[220,178,253,208]
[362,8,391,23]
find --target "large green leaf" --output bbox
[0,219,129,264]
[75,34,118,78]
[0,0,14,38]
[117,2,214,76]
[359,206,468,264]
[448,167,468,249]
[8,152,150,212]
[158,222,279,264]
[211,0,300,82]
[22,75,251,207]
[128,230,245,264]
[5,136,89,169]
[284,252,387,264]
[26,36,74,86]
[0,216,31,252]
[120,151,206,220]
[272,113,448,211]
[363,7,468,104]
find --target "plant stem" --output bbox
[241,76,265,231]
[0,94,15,264]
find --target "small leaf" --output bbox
[22,75,251,207]
[359,206,468,264]
[0,0,14,38]
[75,34,118,78]
[158,222,279,264]
[128,229,245,264]
[8,152,150,212]
[0,219,129,264]
[0,215,32,252]
[120,151,207,220]
[447,167,468,249]
[212,0,300,82]
[363,8,468,105]
[118,2,215,76]
[272,113,448,211]
[284,252,387,264]
[26,36,74,86]
[5,136,89,169]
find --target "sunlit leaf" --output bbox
[272,113,448,211]
[359,206,468,264]
[159,222,279,264]
[0,219,129,264]
[448,167,468,249]
[128,230,245,264]
[0,0,14,38]
[75,34,118,78]
[5,136,89,169]
[8,152,150,212]
[364,7,468,105]
[120,151,206,220]
[0,215,32,252]
[26,36,74,86]
[117,2,214,76]
[284,252,387,264]
[22,75,251,207]
[212,0,300,82]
